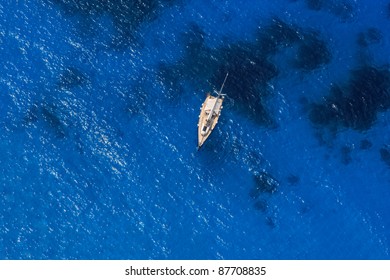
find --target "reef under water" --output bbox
[303,0,357,21]
[357,28,383,48]
[2,0,390,260]
[380,146,390,167]
[309,66,390,131]
[160,17,332,126]
[57,67,88,90]
[51,0,179,48]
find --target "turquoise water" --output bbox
[0,0,389,259]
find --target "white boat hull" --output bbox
[197,93,224,149]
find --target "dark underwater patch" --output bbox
[299,203,310,215]
[23,103,68,138]
[180,23,211,77]
[360,139,372,150]
[309,66,390,131]
[254,199,268,212]
[213,46,279,125]
[157,64,185,103]
[158,23,216,92]
[329,1,356,21]
[243,150,265,175]
[41,104,67,138]
[256,18,301,55]
[227,18,331,74]
[380,146,390,167]
[294,32,332,71]
[287,174,300,185]
[58,67,87,89]
[160,19,331,126]
[388,2,390,19]
[52,0,177,48]
[302,0,356,21]
[265,216,276,228]
[306,0,323,11]
[252,171,279,196]
[340,145,352,165]
[357,28,383,47]
[126,79,148,116]
[159,23,278,126]
[23,103,40,125]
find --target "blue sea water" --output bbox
[1,0,390,259]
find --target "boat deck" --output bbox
[197,94,224,149]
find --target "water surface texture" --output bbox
[1,0,390,259]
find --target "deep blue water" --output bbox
[1,0,390,259]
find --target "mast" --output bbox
[206,73,228,122]
[217,72,229,96]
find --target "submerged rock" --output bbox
[160,18,331,127]
[309,66,390,131]
[252,171,279,196]
[41,104,67,138]
[357,28,382,47]
[287,174,300,185]
[23,103,40,125]
[306,0,323,11]
[58,67,87,89]
[265,216,276,228]
[52,0,178,48]
[254,199,268,212]
[257,18,301,55]
[303,0,357,21]
[380,146,390,167]
[294,32,332,71]
[360,139,372,150]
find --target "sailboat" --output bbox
[197,73,229,149]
